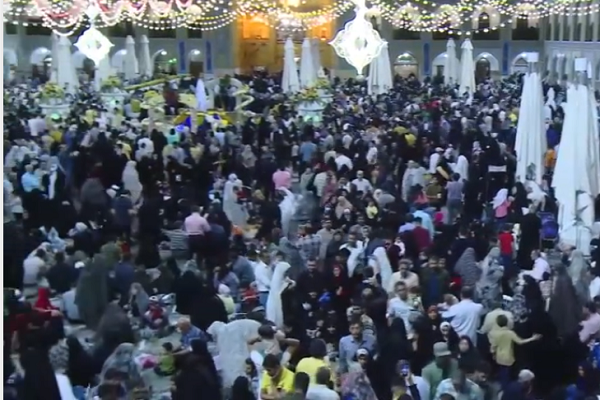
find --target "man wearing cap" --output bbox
[422,343,459,400]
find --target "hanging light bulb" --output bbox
[330,0,385,76]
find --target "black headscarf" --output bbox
[231,376,256,400]
[21,348,61,400]
[549,266,582,338]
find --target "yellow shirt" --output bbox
[261,367,295,395]
[295,357,332,385]
[488,327,526,366]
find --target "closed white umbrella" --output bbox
[95,55,113,91]
[138,35,153,78]
[50,32,60,83]
[57,36,78,93]
[444,39,459,86]
[367,41,392,95]
[311,38,322,74]
[367,45,382,95]
[379,41,393,92]
[282,38,300,94]
[459,39,475,96]
[299,37,317,88]
[553,58,600,254]
[123,35,138,81]
[515,53,546,185]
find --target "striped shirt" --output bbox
[163,229,188,252]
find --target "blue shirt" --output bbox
[21,172,40,193]
[413,210,434,239]
[337,334,377,373]
[181,325,207,349]
[299,142,317,162]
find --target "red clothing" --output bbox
[413,226,431,252]
[498,232,514,255]
[34,287,57,311]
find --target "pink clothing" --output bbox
[272,170,292,189]
[184,212,211,236]
[494,200,511,218]
[580,313,600,343]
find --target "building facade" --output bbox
[3,5,600,79]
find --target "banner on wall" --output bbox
[178,41,186,74]
[423,42,431,76]
[205,41,213,75]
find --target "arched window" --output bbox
[478,12,490,30]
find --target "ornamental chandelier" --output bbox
[330,0,385,76]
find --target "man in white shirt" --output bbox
[387,281,417,334]
[520,251,549,281]
[387,259,419,294]
[306,367,339,400]
[334,152,353,171]
[251,251,272,307]
[23,248,47,287]
[351,170,373,193]
[441,287,484,344]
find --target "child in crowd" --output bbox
[249,324,299,366]
[154,342,175,376]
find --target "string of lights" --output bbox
[3,0,599,34]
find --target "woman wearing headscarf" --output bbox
[75,251,109,329]
[340,362,378,400]
[476,247,504,313]
[34,287,65,342]
[239,145,257,185]
[378,318,412,382]
[456,335,481,373]
[223,173,247,229]
[549,265,583,339]
[454,248,481,289]
[568,250,590,304]
[121,160,143,204]
[21,348,63,400]
[174,269,201,316]
[98,343,145,392]
[128,282,150,319]
[231,376,257,400]
[492,188,511,227]
[173,354,220,400]
[65,336,96,388]
[189,277,229,332]
[95,303,135,354]
[190,339,220,392]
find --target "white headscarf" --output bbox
[122,161,143,204]
[493,188,508,209]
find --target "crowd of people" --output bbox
[3,70,600,400]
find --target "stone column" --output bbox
[568,10,575,41]
[559,14,566,40]
[593,0,600,42]
[550,14,557,40]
